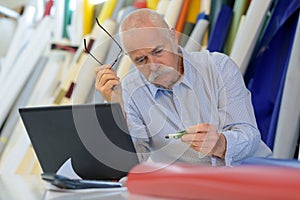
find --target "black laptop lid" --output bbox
[19,103,139,180]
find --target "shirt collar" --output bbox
[176,46,193,90]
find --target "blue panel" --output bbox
[244,0,300,149]
[207,4,233,52]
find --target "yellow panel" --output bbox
[186,0,201,23]
[97,0,117,23]
[83,0,95,36]
[147,0,160,10]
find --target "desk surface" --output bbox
[0,174,168,200]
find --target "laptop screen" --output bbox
[19,103,139,180]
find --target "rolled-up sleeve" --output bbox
[215,54,264,165]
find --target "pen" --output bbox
[165,130,187,139]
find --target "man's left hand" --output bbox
[181,123,226,158]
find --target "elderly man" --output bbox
[94,9,271,166]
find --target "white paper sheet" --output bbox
[45,158,127,193]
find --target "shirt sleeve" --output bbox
[213,53,268,166]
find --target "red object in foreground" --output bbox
[127,162,300,200]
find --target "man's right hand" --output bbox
[94,65,122,103]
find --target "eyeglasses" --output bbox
[84,18,123,70]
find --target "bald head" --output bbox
[120,9,169,32]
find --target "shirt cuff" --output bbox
[221,131,236,166]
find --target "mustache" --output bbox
[148,66,174,82]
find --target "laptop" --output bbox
[19,103,140,180]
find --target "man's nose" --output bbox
[148,56,159,71]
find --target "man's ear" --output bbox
[170,28,179,46]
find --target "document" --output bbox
[44,158,127,193]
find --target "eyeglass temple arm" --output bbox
[96,18,125,70]
[95,18,123,51]
[84,38,121,70]
[83,39,103,65]
[83,19,124,69]
[110,51,123,70]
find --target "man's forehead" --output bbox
[120,27,170,52]
[125,42,164,53]
[127,45,161,56]
[121,26,170,35]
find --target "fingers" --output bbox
[94,64,110,74]
[182,123,212,144]
[181,123,220,155]
[95,65,118,86]
[94,65,121,101]
[181,133,205,144]
[181,133,215,148]
[96,71,119,88]
[95,65,117,80]
[185,123,210,134]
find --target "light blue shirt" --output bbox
[122,48,272,166]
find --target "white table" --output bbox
[0,174,169,200]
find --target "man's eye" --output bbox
[153,49,163,56]
[136,56,146,64]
